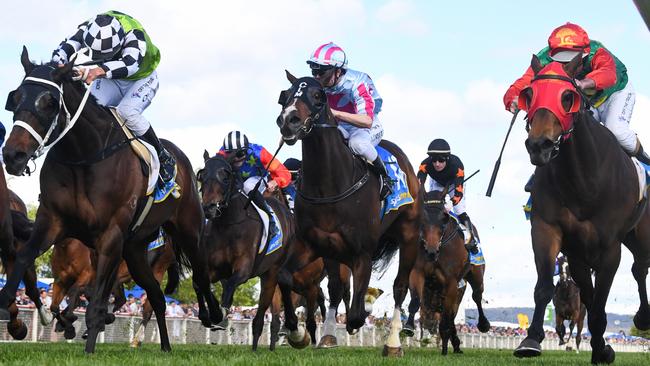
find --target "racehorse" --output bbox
[553,255,586,352]
[47,235,177,343]
[276,72,422,356]
[513,54,650,364]
[1,189,53,339]
[0,48,220,353]
[197,151,312,351]
[413,190,490,354]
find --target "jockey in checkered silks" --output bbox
[51,10,174,188]
[218,131,294,239]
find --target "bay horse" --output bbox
[1,189,53,339]
[412,190,489,355]
[513,54,650,364]
[0,47,221,353]
[553,255,586,352]
[276,72,422,356]
[48,235,177,343]
[197,151,312,351]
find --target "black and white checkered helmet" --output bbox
[83,14,125,61]
[223,131,249,152]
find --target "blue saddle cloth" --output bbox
[264,211,283,256]
[469,244,485,265]
[147,229,165,251]
[251,200,283,256]
[377,146,414,219]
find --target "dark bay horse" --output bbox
[553,255,586,352]
[197,151,311,351]
[513,54,650,364]
[410,190,489,355]
[276,73,422,356]
[1,189,53,339]
[0,47,220,353]
[48,235,177,342]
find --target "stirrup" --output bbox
[380,177,393,201]
[464,242,478,254]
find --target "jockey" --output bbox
[504,22,650,174]
[51,10,175,188]
[217,131,292,237]
[307,42,392,200]
[417,139,478,254]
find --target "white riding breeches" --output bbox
[590,82,637,153]
[90,71,159,137]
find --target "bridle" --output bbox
[199,158,239,219]
[423,198,460,249]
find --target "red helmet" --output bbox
[548,22,590,62]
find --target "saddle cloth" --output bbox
[376,146,414,218]
[632,157,649,203]
[249,198,283,256]
[110,108,159,195]
[147,228,165,251]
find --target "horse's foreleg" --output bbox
[576,305,586,353]
[252,271,277,352]
[305,283,319,346]
[278,268,310,349]
[131,298,154,347]
[84,228,123,354]
[123,242,172,353]
[0,213,60,321]
[514,220,560,358]
[589,245,620,365]
[401,290,419,337]
[318,259,344,348]
[348,255,371,334]
[22,264,52,325]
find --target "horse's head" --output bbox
[520,54,584,166]
[197,150,238,219]
[276,71,331,145]
[420,189,451,260]
[3,46,76,175]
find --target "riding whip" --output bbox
[463,169,480,184]
[485,109,519,197]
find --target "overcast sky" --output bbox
[1,0,649,315]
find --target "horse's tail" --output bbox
[11,209,33,242]
[164,261,180,295]
[371,238,399,273]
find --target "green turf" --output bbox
[0,343,648,366]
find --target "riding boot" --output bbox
[140,126,176,186]
[633,139,650,166]
[458,213,478,254]
[524,173,535,193]
[370,156,393,201]
[250,189,279,239]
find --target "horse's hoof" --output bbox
[347,327,359,336]
[633,311,650,331]
[441,348,448,356]
[400,326,415,338]
[64,327,76,340]
[55,321,65,333]
[477,318,491,333]
[8,320,28,340]
[565,346,573,352]
[82,329,88,340]
[38,308,54,325]
[592,345,615,364]
[278,326,289,337]
[130,338,142,348]
[453,348,463,354]
[211,319,229,331]
[287,327,310,349]
[104,313,116,325]
[316,335,338,349]
[513,337,542,358]
[382,345,404,358]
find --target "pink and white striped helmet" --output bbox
[307,42,348,69]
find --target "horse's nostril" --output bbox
[289,116,301,125]
[276,116,284,128]
[540,139,555,150]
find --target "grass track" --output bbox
[0,343,648,365]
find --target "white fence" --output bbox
[1,307,648,353]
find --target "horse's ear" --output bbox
[52,59,76,83]
[20,46,34,75]
[530,54,543,76]
[285,70,298,84]
[203,150,210,162]
[563,53,583,79]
